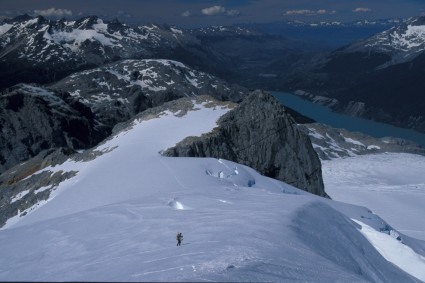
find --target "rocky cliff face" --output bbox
[163,91,326,197]
[0,147,77,227]
[0,60,246,175]
[0,84,103,174]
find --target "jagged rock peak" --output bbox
[163,90,327,197]
[74,15,100,29]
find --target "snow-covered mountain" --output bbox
[345,16,425,66]
[0,15,201,89]
[284,16,425,134]
[1,12,425,282]
[0,14,314,92]
[0,59,246,175]
[0,14,193,63]
[50,59,246,131]
[284,18,403,28]
[0,94,424,282]
[190,25,260,37]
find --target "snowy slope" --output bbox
[0,97,423,282]
[323,153,425,242]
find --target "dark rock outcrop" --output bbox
[163,91,326,197]
[0,147,77,227]
[0,84,104,174]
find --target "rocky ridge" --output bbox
[0,94,326,227]
[0,59,246,175]
[300,123,425,160]
[0,147,77,227]
[50,59,246,130]
[162,91,326,197]
[0,84,103,174]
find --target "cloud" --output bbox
[201,5,239,17]
[34,7,72,17]
[202,5,226,16]
[181,10,191,17]
[353,7,372,13]
[317,9,336,15]
[284,9,315,16]
[284,9,336,16]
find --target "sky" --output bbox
[1,0,424,27]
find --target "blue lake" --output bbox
[272,92,425,148]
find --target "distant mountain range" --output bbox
[0,14,308,91]
[0,15,201,89]
[2,14,425,135]
[284,16,425,134]
[284,18,404,28]
[243,18,404,48]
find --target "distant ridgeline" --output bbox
[283,16,425,135]
[0,14,310,91]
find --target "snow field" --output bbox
[0,99,423,281]
[322,153,425,241]
[7,100,234,227]
[354,219,425,281]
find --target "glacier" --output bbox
[0,97,423,282]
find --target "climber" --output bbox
[176,232,183,246]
